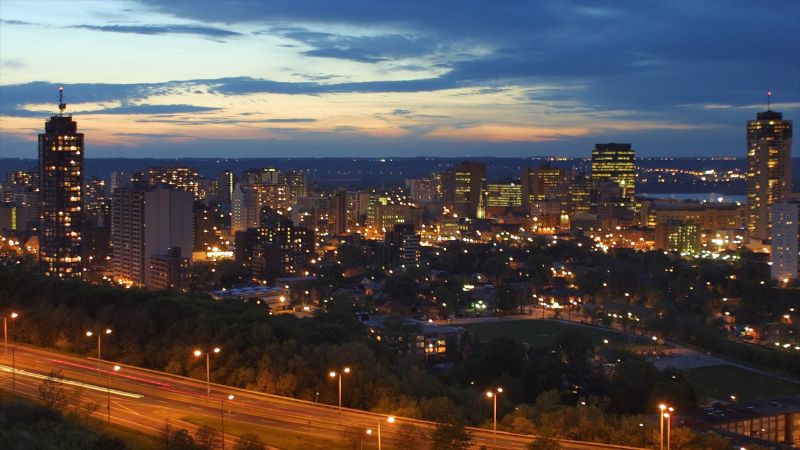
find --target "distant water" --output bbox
[646,193,746,203]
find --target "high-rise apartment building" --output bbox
[746,110,793,241]
[146,167,200,198]
[590,143,635,203]
[216,170,236,205]
[770,202,800,280]
[110,187,193,287]
[278,170,308,201]
[38,89,84,278]
[443,162,485,218]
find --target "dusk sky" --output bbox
[0,0,798,158]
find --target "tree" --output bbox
[170,429,199,450]
[429,423,473,450]
[395,423,424,450]
[38,369,68,411]
[232,434,266,450]
[194,425,222,450]
[527,434,562,450]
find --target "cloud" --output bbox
[261,118,317,123]
[72,24,241,38]
[271,27,439,63]
[114,132,192,138]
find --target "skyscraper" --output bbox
[38,88,83,278]
[590,143,636,203]
[443,162,486,218]
[746,108,793,241]
[770,202,799,280]
[110,187,193,287]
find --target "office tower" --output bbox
[38,89,83,278]
[590,143,636,202]
[146,167,200,198]
[216,170,236,205]
[568,174,592,215]
[746,109,793,241]
[484,180,523,208]
[443,162,486,218]
[521,163,566,212]
[407,175,442,203]
[770,202,799,280]
[332,190,348,235]
[655,220,700,256]
[110,187,194,287]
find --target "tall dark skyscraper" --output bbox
[38,88,84,278]
[746,105,793,242]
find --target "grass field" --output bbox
[182,414,352,450]
[683,365,800,403]
[463,319,663,351]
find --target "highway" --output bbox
[0,343,645,450]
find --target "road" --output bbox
[0,343,645,450]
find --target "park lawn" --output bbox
[463,319,661,351]
[684,365,800,403]
[182,414,351,450]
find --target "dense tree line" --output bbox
[0,395,129,450]
[0,268,760,448]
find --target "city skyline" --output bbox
[1,0,799,158]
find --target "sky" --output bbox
[0,0,798,158]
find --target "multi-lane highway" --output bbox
[0,343,644,450]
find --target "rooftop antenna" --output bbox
[58,86,66,116]
[767,90,772,111]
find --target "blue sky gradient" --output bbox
[0,0,798,158]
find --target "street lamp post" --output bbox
[328,367,351,416]
[86,328,112,361]
[107,365,120,423]
[658,404,674,450]
[486,387,503,449]
[221,394,234,450]
[367,415,395,450]
[11,346,16,394]
[194,347,221,397]
[4,311,18,355]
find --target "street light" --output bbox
[193,347,221,397]
[107,365,121,423]
[221,394,234,450]
[86,328,112,361]
[658,404,674,450]
[328,366,351,416]
[486,387,503,449]
[367,415,395,450]
[4,311,18,355]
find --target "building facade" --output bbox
[590,143,636,203]
[746,110,793,241]
[38,98,84,279]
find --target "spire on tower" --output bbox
[58,86,66,116]
[767,90,772,111]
